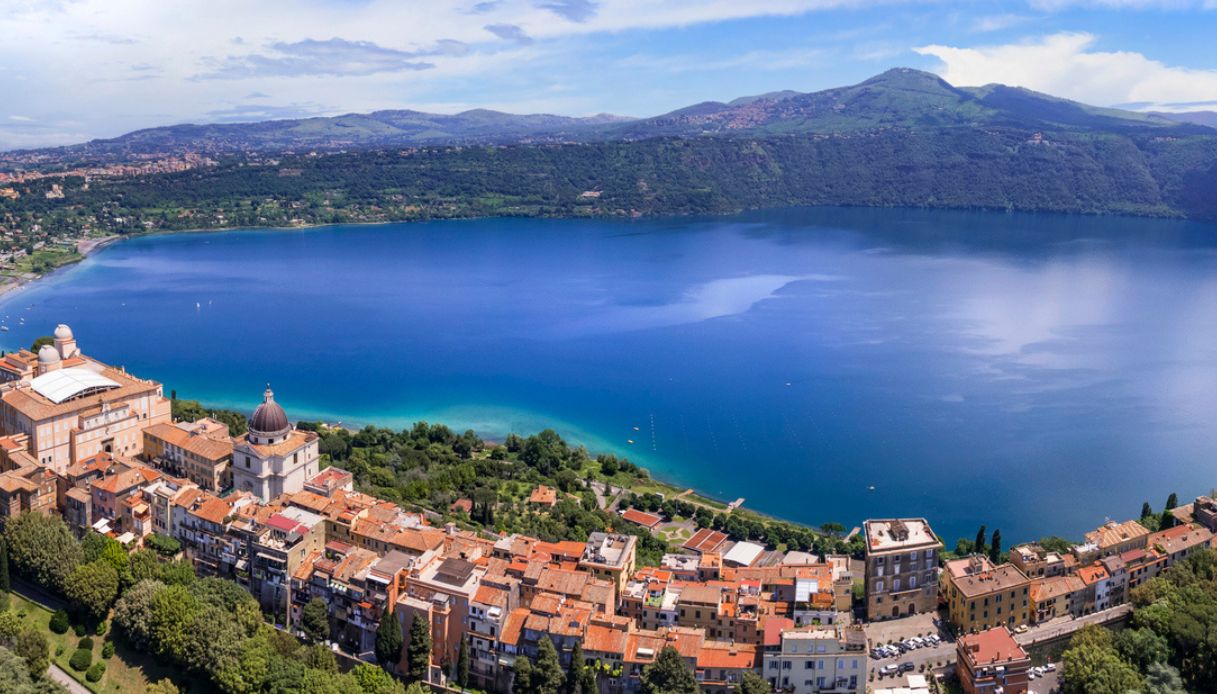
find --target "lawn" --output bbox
[9,591,197,693]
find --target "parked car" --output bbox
[1044,662,1057,672]
[880,664,899,676]
[1014,624,1029,634]
[899,662,915,673]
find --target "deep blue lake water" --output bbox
[4,207,1217,544]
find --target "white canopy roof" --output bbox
[30,367,120,404]
[722,541,765,567]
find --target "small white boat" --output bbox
[0,326,8,332]
[867,485,876,491]
[627,439,635,445]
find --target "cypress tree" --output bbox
[974,525,987,557]
[512,657,534,694]
[0,537,10,594]
[1141,502,1152,520]
[533,636,564,694]
[989,529,1002,564]
[407,613,432,682]
[456,635,470,689]
[375,605,403,667]
[1166,493,1178,510]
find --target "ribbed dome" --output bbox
[37,345,61,364]
[249,386,290,436]
[54,324,74,340]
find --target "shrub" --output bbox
[146,534,182,557]
[95,620,107,636]
[102,641,114,659]
[78,636,94,650]
[69,648,92,671]
[73,623,86,637]
[86,661,105,682]
[55,645,64,657]
[49,609,69,634]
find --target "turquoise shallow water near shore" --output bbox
[4,207,1217,544]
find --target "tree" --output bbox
[513,656,534,694]
[0,644,66,694]
[406,613,431,682]
[989,529,1002,563]
[1061,625,1142,694]
[0,537,9,595]
[352,663,407,694]
[639,646,699,694]
[301,598,330,643]
[1142,662,1188,694]
[145,680,181,694]
[12,627,48,677]
[740,671,770,694]
[1141,501,1153,520]
[456,634,470,689]
[64,559,120,622]
[567,639,595,694]
[1113,627,1168,672]
[49,609,70,634]
[376,605,403,667]
[1166,493,1178,510]
[532,636,564,694]
[148,584,200,663]
[3,512,83,594]
[974,525,986,557]
[113,579,165,651]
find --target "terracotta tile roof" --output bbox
[1085,520,1150,550]
[144,422,233,460]
[958,627,1028,667]
[499,608,530,646]
[762,616,796,647]
[696,642,757,670]
[234,429,317,458]
[528,485,557,506]
[450,498,473,514]
[1075,564,1109,585]
[188,493,232,525]
[683,528,729,554]
[474,584,509,609]
[91,467,147,495]
[622,508,663,529]
[530,592,564,615]
[1029,575,1085,603]
[584,623,628,655]
[1149,523,1213,555]
[950,562,1030,598]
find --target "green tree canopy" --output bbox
[3,512,83,594]
[639,646,700,694]
[63,559,120,622]
[532,636,564,694]
[376,605,403,667]
[301,598,331,643]
[406,613,431,682]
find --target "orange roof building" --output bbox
[957,627,1030,694]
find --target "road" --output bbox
[48,662,91,694]
[1015,604,1132,648]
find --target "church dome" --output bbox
[249,386,290,436]
[37,345,61,364]
[54,324,74,340]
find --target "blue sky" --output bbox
[2,0,1216,149]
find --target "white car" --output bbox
[1045,663,1057,672]
[880,664,899,676]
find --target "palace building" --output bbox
[0,324,171,474]
[231,387,319,501]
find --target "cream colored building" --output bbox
[0,325,171,475]
[231,387,319,501]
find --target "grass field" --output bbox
[9,591,194,693]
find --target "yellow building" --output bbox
[941,556,1032,634]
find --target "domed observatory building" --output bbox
[0,324,171,474]
[231,387,320,501]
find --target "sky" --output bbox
[2,0,1216,150]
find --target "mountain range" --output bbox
[7,68,1215,163]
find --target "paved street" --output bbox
[1015,604,1131,648]
[48,663,91,694]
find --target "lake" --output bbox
[3,207,1216,545]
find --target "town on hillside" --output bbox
[0,324,1212,694]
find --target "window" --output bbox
[909,576,917,589]
[782,661,791,670]
[893,579,901,592]
[805,661,814,669]
[874,580,884,593]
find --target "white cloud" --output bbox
[1029,0,1215,9]
[915,32,1217,108]
[971,13,1032,32]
